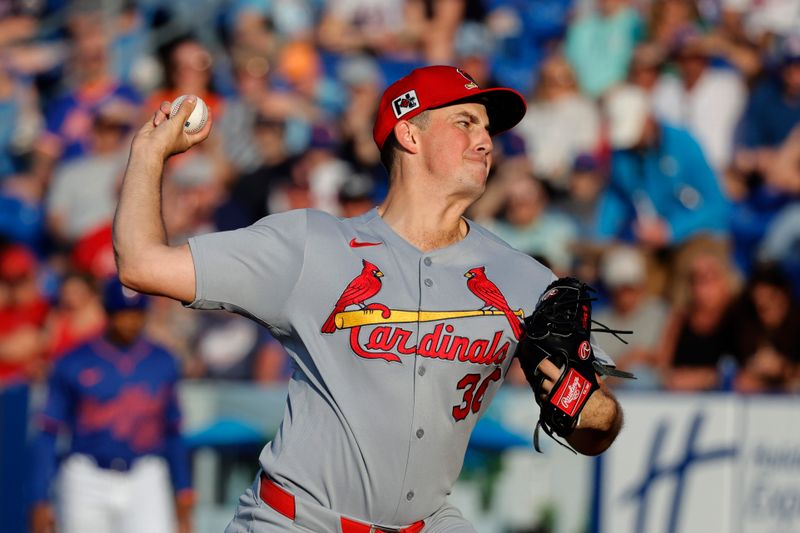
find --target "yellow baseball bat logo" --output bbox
[334,308,525,330]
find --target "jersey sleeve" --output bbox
[186,209,307,330]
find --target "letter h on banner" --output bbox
[590,412,738,533]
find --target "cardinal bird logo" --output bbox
[465,266,524,340]
[321,260,384,334]
[456,68,479,89]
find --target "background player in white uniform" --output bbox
[113,66,624,532]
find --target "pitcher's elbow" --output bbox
[116,263,139,291]
[115,254,148,293]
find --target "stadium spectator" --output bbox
[285,122,351,215]
[110,2,163,93]
[758,198,800,298]
[222,0,321,54]
[700,2,762,80]
[730,262,800,393]
[627,41,668,92]
[218,113,295,229]
[645,0,701,50]
[658,237,741,391]
[486,0,572,94]
[734,32,800,183]
[45,99,133,246]
[317,0,425,58]
[0,3,40,50]
[217,53,282,176]
[336,55,385,185]
[595,244,669,389]
[216,53,272,176]
[223,1,279,62]
[273,39,344,121]
[482,173,578,275]
[728,0,800,45]
[556,153,607,240]
[407,0,468,64]
[0,174,46,249]
[651,26,748,172]
[596,84,731,250]
[565,0,643,98]
[69,224,118,280]
[33,11,141,182]
[516,53,601,194]
[0,56,43,179]
[45,272,105,361]
[727,32,800,274]
[0,244,49,383]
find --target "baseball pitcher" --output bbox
[113,66,626,532]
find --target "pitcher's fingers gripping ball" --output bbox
[169,95,209,134]
[136,94,212,157]
[516,277,636,452]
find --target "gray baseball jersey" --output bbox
[187,207,613,527]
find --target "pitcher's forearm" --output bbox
[112,96,209,301]
[567,383,623,456]
[113,144,170,288]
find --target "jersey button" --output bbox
[406,491,415,501]
[423,257,432,266]
[417,366,426,376]
[416,428,424,439]
[424,278,433,287]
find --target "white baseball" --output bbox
[169,95,208,134]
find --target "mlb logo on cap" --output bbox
[372,65,527,150]
[392,90,419,118]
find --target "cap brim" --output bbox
[445,87,527,136]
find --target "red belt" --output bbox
[259,472,425,533]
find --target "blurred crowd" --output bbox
[1,0,800,394]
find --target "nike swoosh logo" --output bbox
[349,238,383,248]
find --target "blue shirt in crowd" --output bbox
[736,76,800,148]
[596,124,731,244]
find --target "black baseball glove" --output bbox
[515,277,635,452]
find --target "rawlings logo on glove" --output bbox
[554,369,592,415]
[515,277,635,453]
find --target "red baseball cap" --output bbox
[372,65,527,150]
[0,245,37,280]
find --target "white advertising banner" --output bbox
[598,393,800,533]
[738,397,800,533]
[598,393,739,533]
